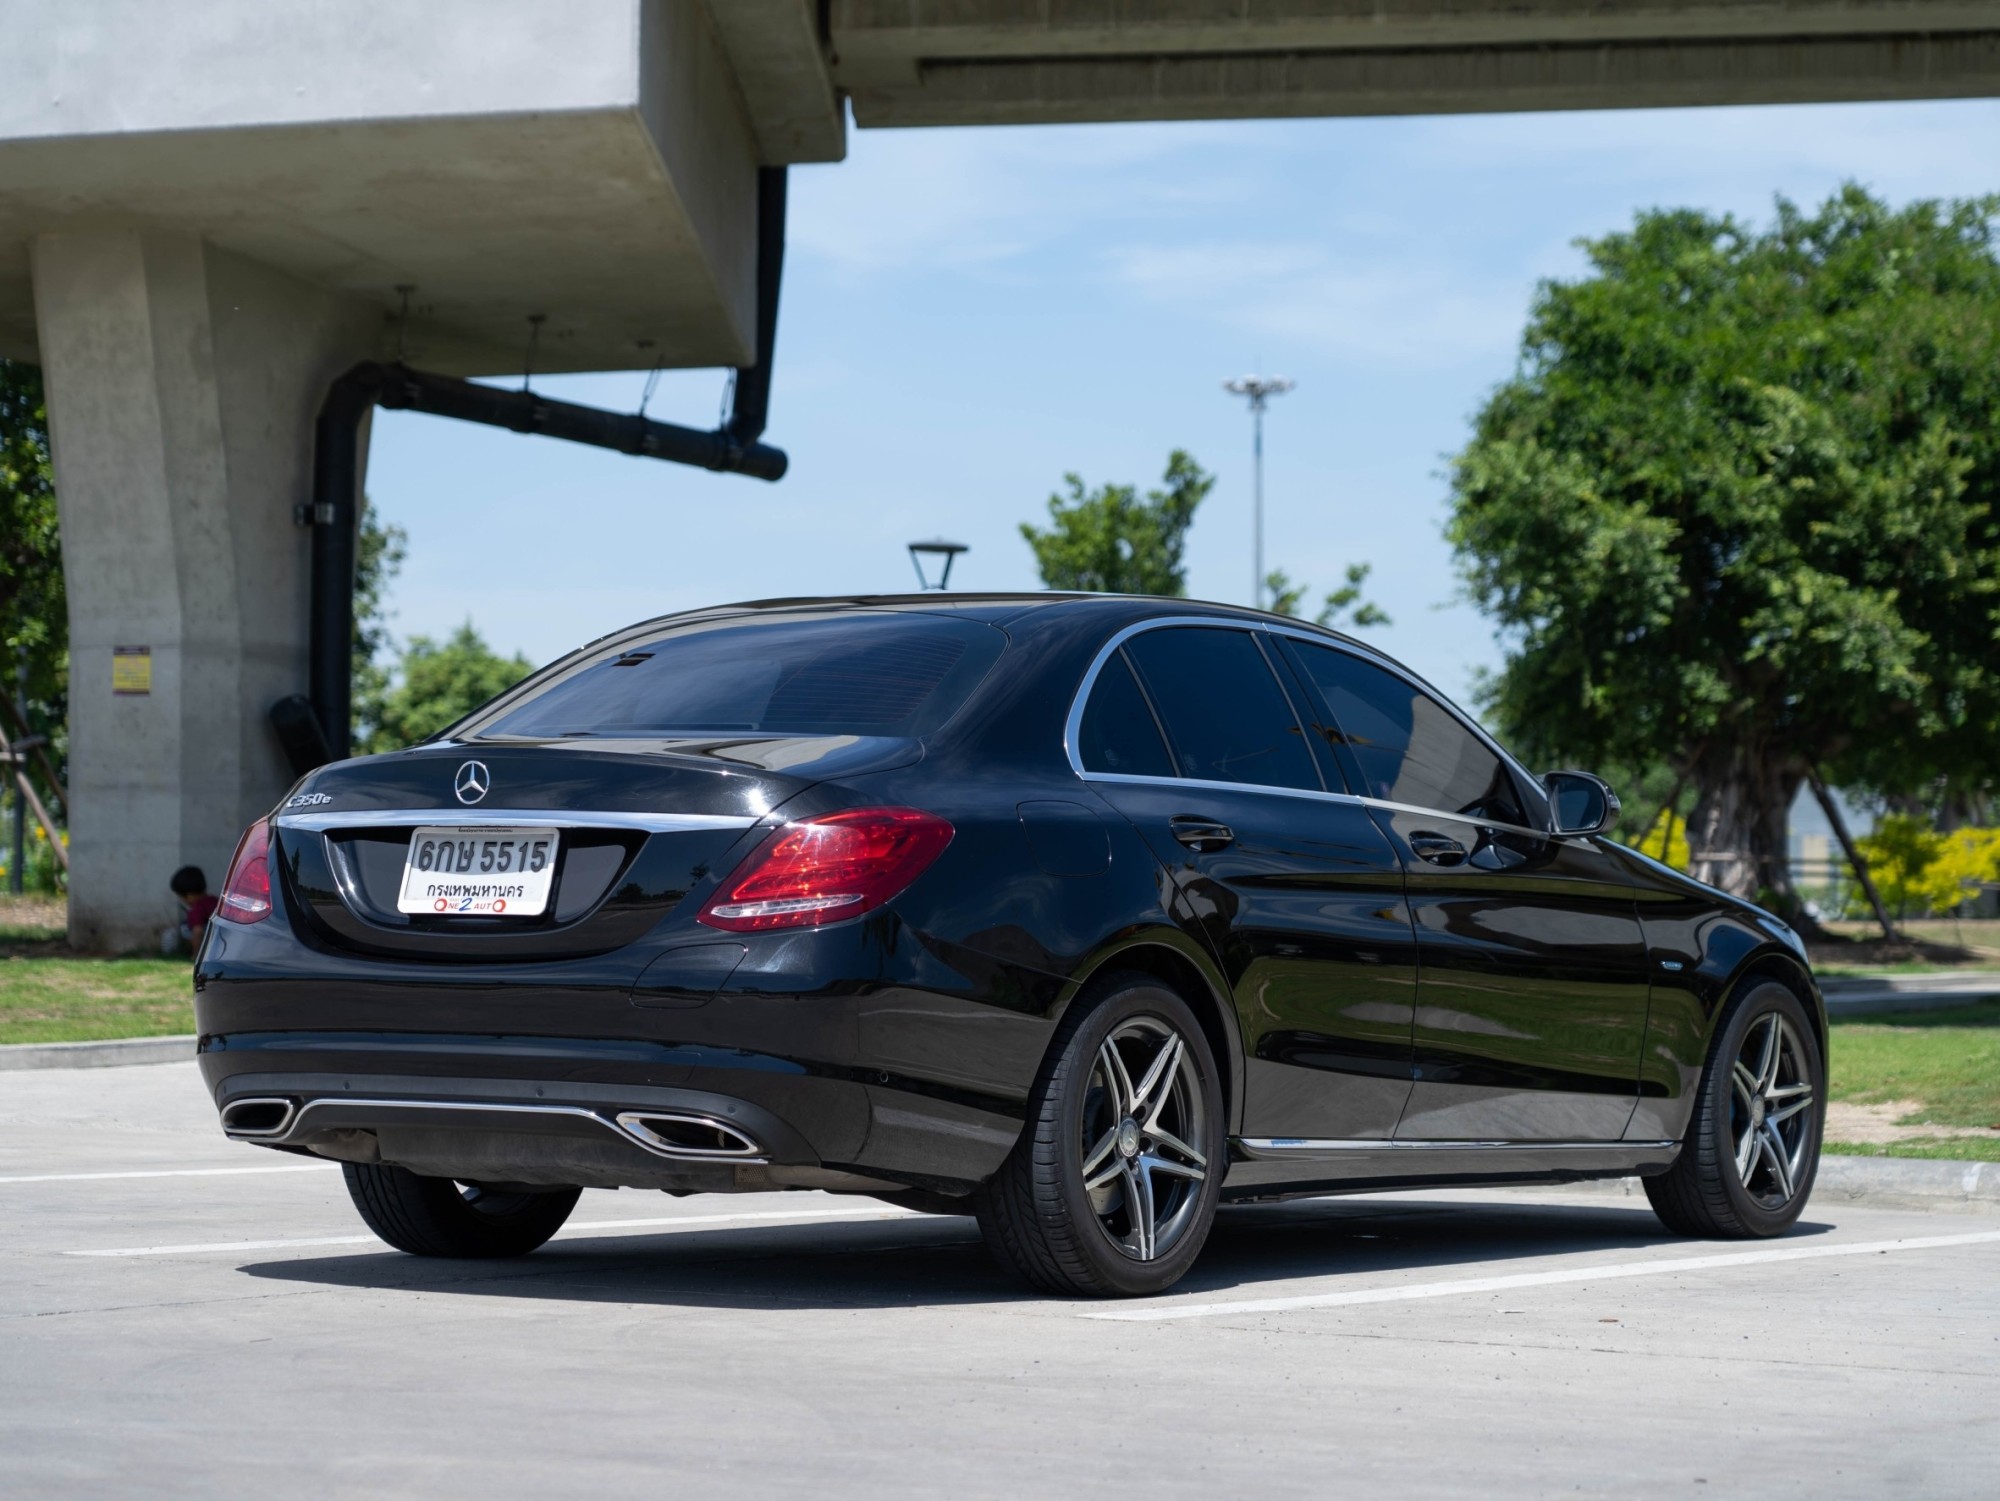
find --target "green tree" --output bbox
[0,360,64,709]
[1265,563,1391,630]
[359,623,533,755]
[1447,187,2000,917]
[1853,814,1947,923]
[1022,450,1213,595]
[350,503,407,749]
[1852,816,2000,919]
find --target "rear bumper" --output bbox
[193,887,1062,1194]
[199,1033,1022,1195]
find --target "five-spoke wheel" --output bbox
[1729,1011,1816,1208]
[976,974,1225,1296]
[1646,979,1824,1239]
[1080,1017,1211,1263]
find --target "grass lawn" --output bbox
[1822,1139,2000,1162]
[0,955,195,1043]
[0,895,197,1044]
[1826,999,2000,1162]
[1812,918,2000,977]
[1816,962,2000,980]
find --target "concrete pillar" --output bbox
[30,231,379,952]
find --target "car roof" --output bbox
[695,591,1369,644]
[554,592,1385,682]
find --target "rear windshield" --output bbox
[465,612,1005,741]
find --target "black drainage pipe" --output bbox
[726,167,787,447]
[368,363,790,479]
[302,366,376,763]
[289,167,792,764]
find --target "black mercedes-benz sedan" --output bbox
[195,594,1825,1297]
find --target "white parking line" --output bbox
[66,1204,926,1258]
[1082,1229,2000,1322]
[0,1164,341,1186]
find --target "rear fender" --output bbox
[1053,929,1245,1136]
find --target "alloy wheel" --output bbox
[1730,1011,1815,1209]
[1079,1016,1210,1261]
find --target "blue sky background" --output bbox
[369,97,1998,732]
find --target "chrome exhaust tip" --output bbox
[613,1111,764,1161]
[220,1097,298,1139]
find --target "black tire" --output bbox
[974,973,1226,1297]
[342,1163,581,1257]
[1645,980,1824,1238]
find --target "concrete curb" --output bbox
[0,1035,195,1071]
[1810,1154,2000,1213]
[1524,1155,2000,1214]
[1822,971,2000,1017]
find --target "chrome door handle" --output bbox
[1169,816,1234,853]
[1408,831,1468,866]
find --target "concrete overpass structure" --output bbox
[1,1,1995,949]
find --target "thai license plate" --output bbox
[397,826,559,917]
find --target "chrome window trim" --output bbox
[1082,769,1363,806]
[1260,620,1542,803]
[1075,772,1553,844]
[1063,615,1257,779]
[276,809,759,836]
[1063,615,1554,838]
[1236,1137,1677,1155]
[1345,792,1551,843]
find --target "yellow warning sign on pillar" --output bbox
[112,646,152,696]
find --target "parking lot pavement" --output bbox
[2,1064,1995,1501]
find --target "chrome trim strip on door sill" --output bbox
[1236,1137,1677,1156]
[276,809,759,835]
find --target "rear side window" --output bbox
[1122,627,1321,792]
[1285,643,1526,825]
[470,614,1004,740]
[1076,652,1174,777]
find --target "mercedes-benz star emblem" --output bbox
[453,760,490,805]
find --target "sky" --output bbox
[367,97,2000,729]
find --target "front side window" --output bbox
[466,613,1005,740]
[1121,627,1321,792]
[1286,643,1526,825]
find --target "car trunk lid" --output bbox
[271,736,916,961]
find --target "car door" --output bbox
[1072,623,1417,1141]
[1276,637,1650,1142]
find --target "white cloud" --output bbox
[790,121,1291,277]
[1399,101,2000,208]
[1106,240,1530,368]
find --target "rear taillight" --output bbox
[698,808,954,933]
[217,820,273,924]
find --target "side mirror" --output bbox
[1542,770,1620,838]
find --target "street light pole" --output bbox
[1223,374,1294,609]
[907,538,969,591]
